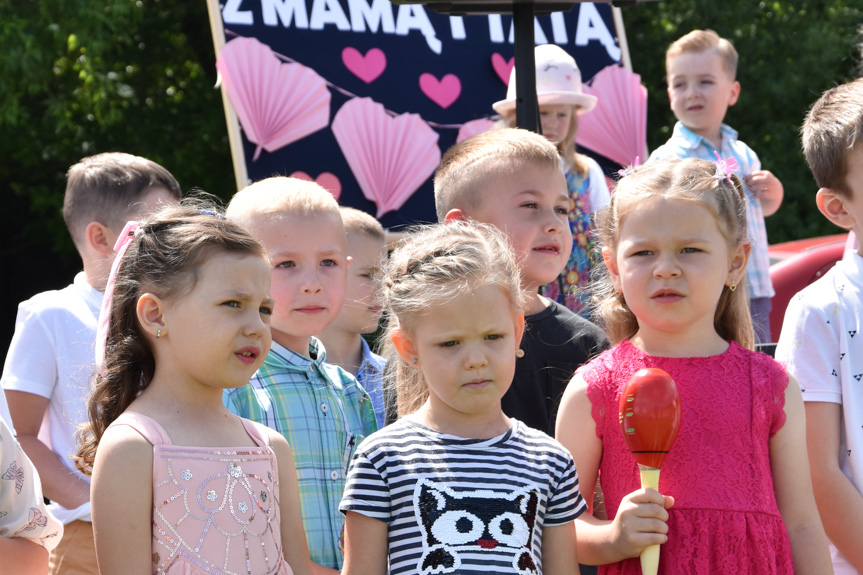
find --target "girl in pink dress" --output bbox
[76,205,313,575]
[555,158,832,574]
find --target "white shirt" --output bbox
[776,252,863,575]
[1,272,102,524]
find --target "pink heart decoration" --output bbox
[216,37,331,161]
[332,97,441,218]
[491,53,515,85]
[342,47,387,84]
[419,73,461,109]
[290,171,342,200]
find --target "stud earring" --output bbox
[728,283,737,292]
[516,349,525,358]
[156,329,161,339]
[412,358,418,365]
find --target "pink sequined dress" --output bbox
[109,412,294,575]
[580,340,794,574]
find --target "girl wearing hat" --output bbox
[494,44,610,316]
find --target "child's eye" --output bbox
[632,250,653,257]
[359,273,373,279]
[439,340,459,348]
[485,333,504,341]
[321,259,337,267]
[275,261,294,269]
[223,300,241,308]
[521,202,538,210]
[555,206,569,216]
[259,305,273,316]
[681,247,700,254]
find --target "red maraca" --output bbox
[619,368,681,575]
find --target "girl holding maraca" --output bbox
[556,158,831,573]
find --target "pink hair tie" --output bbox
[712,152,739,180]
[617,156,641,178]
[95,221,138,369]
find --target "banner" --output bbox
[208,0,627,227]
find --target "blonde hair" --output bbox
[433,128,562,221]
[382,221,528,417]
[226,176,340,229]
[666,29,738,80]
[339,206,385,242]
[593,158,753,349]
[801,77,863,198]
[500,109,590,176]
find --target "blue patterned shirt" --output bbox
[224,338,378,569]
[648,122,775,298]
[356,338,386,428]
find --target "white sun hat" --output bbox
[493,44,598,115]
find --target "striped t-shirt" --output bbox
[340,418,585,574]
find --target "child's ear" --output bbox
[727,241,751,288]
[444,209,469,222]
[390,328,418,364]
[728,80,741,107]
[816,188,856,229]
[85,221,114,257]
[136,293,167,339]
[602,246,622,293]
[514,313,525,348]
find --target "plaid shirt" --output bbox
[648,122,775,299]
[224,338,377,570]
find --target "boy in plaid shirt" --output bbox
[224,177,377,573]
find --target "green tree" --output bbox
[0,0,232,259]
[622,0,862,242]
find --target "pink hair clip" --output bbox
[712,152,739,180]
[617,156,641,178]
[95,221,138,370]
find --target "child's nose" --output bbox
[464,344,488,370]
[301,269,324,293]
[653,253,681,278]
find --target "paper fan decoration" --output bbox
[576,65,647,167]
[216,37,331,161]
[456,117,497,143]
[332,98,441,218]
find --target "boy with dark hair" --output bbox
[2,152,180,574]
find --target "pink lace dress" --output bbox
[109,412,293,575]
[580,340,794,574]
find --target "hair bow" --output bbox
[712,152,739,180]
[617,156,641,178]
[95,221,138,369]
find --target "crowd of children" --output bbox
[1,27,861,575]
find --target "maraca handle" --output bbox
[639,466,661,575]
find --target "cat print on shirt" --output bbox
[414,478,540,574]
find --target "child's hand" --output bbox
[610,488,675,559]
[744,170,784,216]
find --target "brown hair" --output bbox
[340,206,385,243]
[433,128,562,221]
[75,202,266,474]
[381,221,528,417]
[63,152,181,248]
[801,78,863,198]
[593,158,753,349]
[666,29,738,81]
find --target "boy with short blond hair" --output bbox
[318,207,387,428]
[224,177,377,573]
[2,152,180,574]
[648,29,784,344]
[776,77,863,575]
[434,128,608,437]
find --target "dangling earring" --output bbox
[156,329,162,339]
[728,283,737,292]
[516,349,525,358]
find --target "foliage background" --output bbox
[0,0,861,357]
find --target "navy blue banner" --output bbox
[217,0,622,227]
